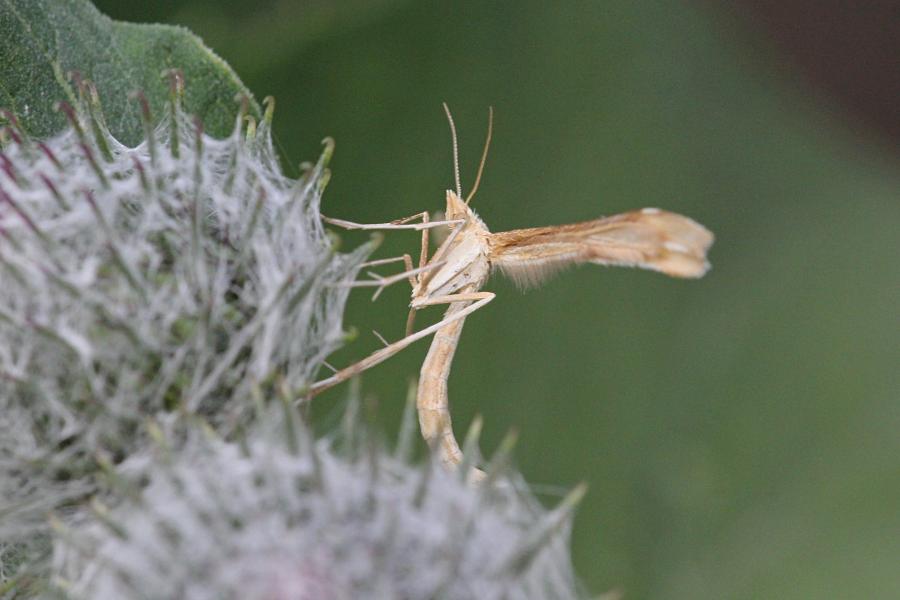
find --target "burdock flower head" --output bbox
[0,72,370,584]
[0,73,584,599]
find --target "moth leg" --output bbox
[411,291,493,307]
[305,292,493,398]
[412,292,495,474]
[321,213,462,231]
[394,209,430,282]
[419,218,464,280]
[402,254,417,288]
[338,259,446,300]
[355,254,422,292]
[404,307,418,338]
[403,251,419,338]
[391,211,430,226]
[403,211,431,337]
[360,255,411,269]
[418,211,430,270]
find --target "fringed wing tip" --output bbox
[646,253,711,278]
[650,214,714,278]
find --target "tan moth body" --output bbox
[413,191,491,304]
[312,105,714,474]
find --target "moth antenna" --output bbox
[465,105,493,205]
[442,102,463,198]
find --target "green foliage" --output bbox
[0,0,258,145]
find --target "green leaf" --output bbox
[0,0,259,144]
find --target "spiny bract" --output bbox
[53,400,584,600]
[0,74,585,599]
[0,74,369,586]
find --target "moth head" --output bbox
[445,189,471,220]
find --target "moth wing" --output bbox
[488,208,713,288]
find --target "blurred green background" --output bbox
[90,1,900,597]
